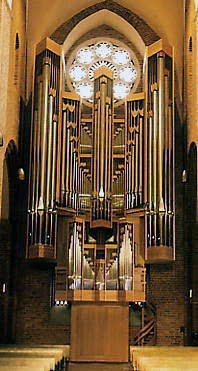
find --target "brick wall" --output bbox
[15,261,70,345]
[147,106,186,345]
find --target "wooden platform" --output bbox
[130,346,198,370]
[70,303,129,362]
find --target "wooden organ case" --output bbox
[26,38,175,362]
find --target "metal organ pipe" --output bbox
[40,57,50,206]
[153,87,158,246]
[60,95,80,210]
[126,95,144,211]
[91,67,113,228]
[157,52,165,214]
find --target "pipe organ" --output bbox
[145,40,175,263]
[26,38,175,305]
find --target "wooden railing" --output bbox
[134,319,155,345]
[134,302,157,345]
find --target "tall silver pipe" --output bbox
[135,128,139,206]
[35,79,42,212]
[61,110,66,203]
[139,117,143,205]
[46,93,53,210]
[40,57,50,205]
[51,116,57,209]
[157,53,165,213]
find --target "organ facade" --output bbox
[26,36,175,361]
[27,38,175,303]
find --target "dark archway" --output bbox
[0,141,19,343]
[186,142,198,345]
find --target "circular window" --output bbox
[66,39,139,104]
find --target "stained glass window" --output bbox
[68,41,137,101]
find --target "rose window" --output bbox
[68,41,137,102]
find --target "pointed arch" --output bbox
[51,1,159,47]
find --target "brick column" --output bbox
[194,11,198,142]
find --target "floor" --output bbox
[68,362,132,370]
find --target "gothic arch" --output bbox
[50,0,159,46]
[61,10,145,58]
[4,140,19,222]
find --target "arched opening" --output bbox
[186,142,198,345]
[189,36,193,52]
[0,140,19,343]
[14,33,20,86]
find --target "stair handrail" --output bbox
[134,318,155,345]
[146,301,156,316]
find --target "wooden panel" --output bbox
[28,244,55,259]
[146,39,173,58]
[146,245,174,263]
[70,303,129,362]
[36,37,62,55]
[56,290,145,302]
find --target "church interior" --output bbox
[0,0,197,370]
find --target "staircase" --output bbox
[134,302,156,346]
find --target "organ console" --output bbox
[26,36,175,315]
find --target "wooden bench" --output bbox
[0,357,55,370]
[130,346,198,370]
[0,345,70,371]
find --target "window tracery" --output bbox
[67,40,138,101]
